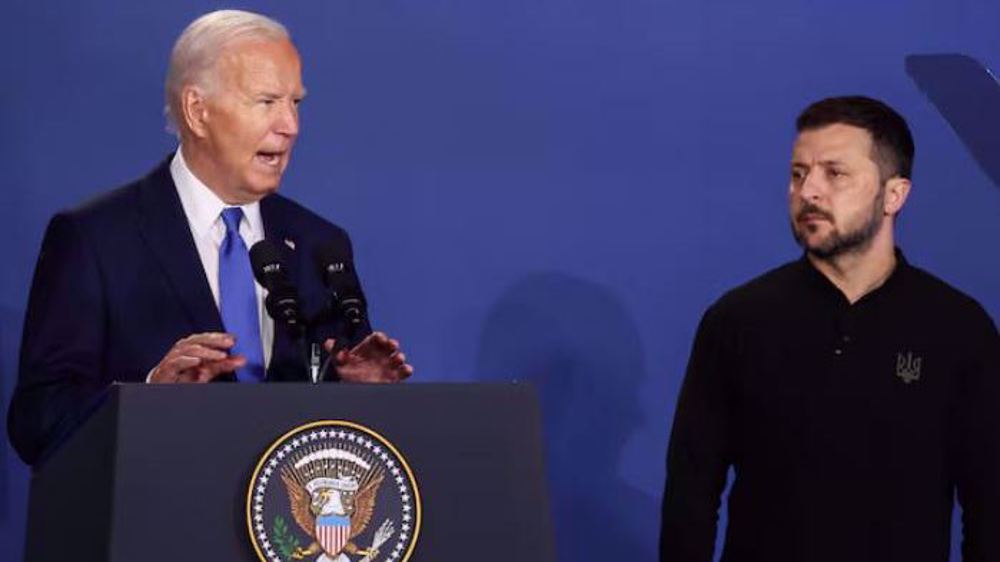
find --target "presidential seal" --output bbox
[247,421,421,562]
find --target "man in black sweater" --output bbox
[660,96,999,562]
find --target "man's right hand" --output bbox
[149,332,246,383]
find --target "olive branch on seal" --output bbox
[272,515,302,559]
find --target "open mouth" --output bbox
[255,151,285,168]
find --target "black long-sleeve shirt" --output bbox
[661,253,1000,562]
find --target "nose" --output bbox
[274,100,299,138]
[795,167,824,202]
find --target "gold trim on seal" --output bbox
[246,420,422,562]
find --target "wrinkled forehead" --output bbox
[791,123,875,165]
[213,38,304,94]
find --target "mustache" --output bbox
[796,203,834,222]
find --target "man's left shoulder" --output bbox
[902,262,997,332]
[262,193,351,242]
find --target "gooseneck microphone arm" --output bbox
[313,242,370,382]
[249,240,313,380]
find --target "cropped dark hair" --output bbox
[796,96,915,181]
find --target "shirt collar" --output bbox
[170,147,264,240]
[798,248,910,306]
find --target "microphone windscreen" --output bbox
[314,242,367,328]
[313,242,357,289]
[249,240,303,332]
[249,240,286,288]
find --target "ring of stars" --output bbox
[248,422,419,562]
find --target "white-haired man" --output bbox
[8,10,412,466]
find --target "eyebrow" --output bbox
[791,159,847,168]
[256,89,308,99]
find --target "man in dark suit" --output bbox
[7,10,412,466]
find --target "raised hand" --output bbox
[325,332,413,383]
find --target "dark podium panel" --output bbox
[25,383,555,561]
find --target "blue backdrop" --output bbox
[2,2,998,560]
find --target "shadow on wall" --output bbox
[476,272,658,561]
[1,306,19,512]
[1,305,28,543]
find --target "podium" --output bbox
[24,383,555,561]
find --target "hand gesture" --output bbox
[326,331,413,383]
[149,332,245,383]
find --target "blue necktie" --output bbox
[218,208,265,382]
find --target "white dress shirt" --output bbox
[169,148,274,368]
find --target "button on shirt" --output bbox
[169,148,273,369]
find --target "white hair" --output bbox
[164,10,290,134]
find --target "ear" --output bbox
[883,177,911,217]
[180,86,211,139]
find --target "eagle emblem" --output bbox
[247,421,420,562]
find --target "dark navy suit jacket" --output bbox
[7,157,370,465]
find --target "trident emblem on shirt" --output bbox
[895,352,922,384]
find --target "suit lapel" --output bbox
[260,195,302,287]
[136,158,224,334]
[260,196,307,381]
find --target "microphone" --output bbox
[314,242,367,331]
[249,240,303,337]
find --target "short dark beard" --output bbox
[792,186,885,259]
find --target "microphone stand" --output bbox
[308,342,322,384]
[301,300,356,384]
[297,313,324,384]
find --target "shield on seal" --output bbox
[315,514,352,556]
